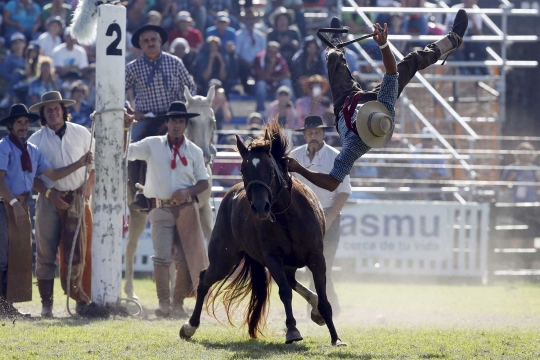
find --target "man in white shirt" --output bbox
[289,115,351,316]
[51,27,89,77]
[125,101,209,318]
[28,91,95,318]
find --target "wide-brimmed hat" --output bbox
[0,103,41,126]
[29,91,76,113]
[269,7,295,27]
[131,24,169,49]
[356,101,394,148]
[295,115,333,131]
[155,101,199,119]
[302,74,329,95]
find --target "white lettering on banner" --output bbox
[336,202,452,259]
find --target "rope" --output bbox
[66,110,142,317]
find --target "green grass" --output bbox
[2,279,540,359]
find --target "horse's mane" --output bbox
[249,120,291,161]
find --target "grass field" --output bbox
[2,278,540,359]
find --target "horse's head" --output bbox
[184,85,216,162]
[237,123,290,221]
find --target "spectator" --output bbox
[502,142,540,203]
[341,0,381,60]
[36,16,64,57]
[169,37,195,74]
[81,63,95,109]
[205,11,236,49]
[291,36,325,98]
[67,80,92,128]
[168,11,203,54]
[147,10,163,26]
[266,6,301,66]
[195,36,227,95]
[411,127,450,200]
[23,42,41,79]
[0,33,27,108]
[206,0,239,30]
[246,111,263,129]
[222,40,240,94]
[289,115,351,316]
[3,0,41,40]
[177,0,208,38]
[28,91,95,317]
[126,0,148,34]
[253,41,294,113]
[235,8,266,95]
[444,0,488,75]
[40,0,71,27]
[51,27,89,77]
[28,57,59,105]
[264,0,306,38]
[265,85,297,129]
[209,79,232,131]
[148,0,177,30]
[295,74,331,124]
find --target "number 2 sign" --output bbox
[106,23,122,56]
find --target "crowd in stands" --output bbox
[0,0,493,193]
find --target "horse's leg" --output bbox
[180,251,240,340]
[265,256,302,344]
[284,267,325,326]
[308,256,346,347]
[124,207,148,300]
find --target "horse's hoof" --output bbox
[310,309,326,326]
[126,293,139,301]
[285,329,303,344]
[179,322,198,340]
[332,339,347,347]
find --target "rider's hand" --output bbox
[373,23,388,46]
[124,110,137,128]
[78,151,94,167]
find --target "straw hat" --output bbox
[356,101,394,148]
[302,74,329,95]
[269,6,295,27]
[29,91,76,113]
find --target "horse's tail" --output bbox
[206,254,271,339]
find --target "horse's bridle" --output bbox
[243,154,292,222]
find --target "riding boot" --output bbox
[0,271,30,318]
[171,264,191,318]
[154,265,171,317]
[37,279,54,318]
[433,9,468,57]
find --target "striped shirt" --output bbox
[330,72,399,182]
[125,51,197,115]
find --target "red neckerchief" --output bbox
[8,132,32,172]
[169,137,187,169]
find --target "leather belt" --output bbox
[150,196,195,209]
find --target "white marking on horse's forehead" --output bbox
[251,157,260,168]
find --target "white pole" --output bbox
[92,4,126,307]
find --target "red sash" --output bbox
[342,93,362,137]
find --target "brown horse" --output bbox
[179,122,345,346]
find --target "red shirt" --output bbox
[253,50,289,86]
[169,27,203,50]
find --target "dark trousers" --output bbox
[326,43,442,114]
[309,214,341,312]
